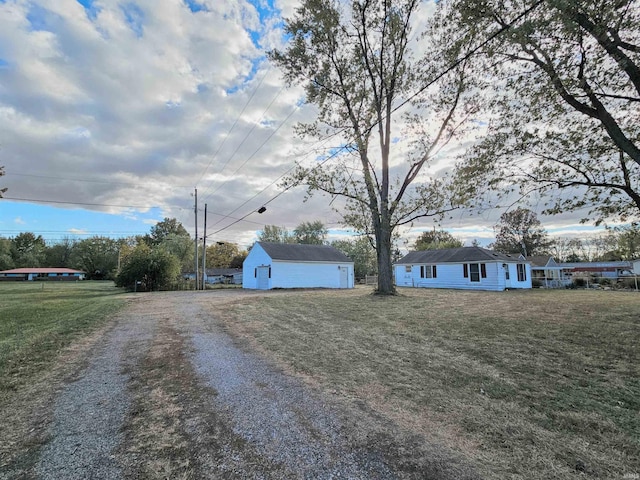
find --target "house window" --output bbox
[420,265,437,278]
[464,263,486,282]
[517,263,527,282]
[469,263,480,282]
[405,265,411,273]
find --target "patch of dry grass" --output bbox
[216,287,640,480]
[118,316,288,479]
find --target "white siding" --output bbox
[243,243,355,289]
[395,261,531,291]
[242,244,273,289]
[272,261,353,289]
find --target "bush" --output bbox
[115,244,181,291]
[572,278,586,288]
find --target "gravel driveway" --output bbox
[2,290,478,479]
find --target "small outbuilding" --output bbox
[243,242,354,290]
[0,267,86,281]
[394,246,531,291]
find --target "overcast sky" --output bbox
[0,0,605,250]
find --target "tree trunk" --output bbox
[375,219,396,295]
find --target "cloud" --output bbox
[68,228,88,235]
[0,0,608,249]
[14,216,26,225]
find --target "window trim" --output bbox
[420,265,437,279]
[464,263,486,282]
[517,263,527,282]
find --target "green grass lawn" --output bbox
[0,281,127,394]
[216,287,640,480]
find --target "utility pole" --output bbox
[194,188,198,291]
[202,203,207,290]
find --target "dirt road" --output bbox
[1,290,478,479]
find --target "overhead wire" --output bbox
[4,172,194,189]
[199,85,293,203]
[195,63,274,186]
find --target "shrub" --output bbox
[572,278,586,288]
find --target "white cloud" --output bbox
[14,216,26,225]
[0,0,609,248]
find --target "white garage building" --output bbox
[243,242,354,290]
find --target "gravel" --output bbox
[33,299,157,480]
[190,324,395,479]
[8,290,478,479]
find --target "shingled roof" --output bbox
[396,247,524,265]
[257,242,353,263]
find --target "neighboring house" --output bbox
[394,247,531,292]
[243,242,354,290]
[204,268,243,285]
[632,259,640,275]
[560,261,634,280]
[528,255,570,288]
[0,268,86,281]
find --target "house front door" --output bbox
[504,264,512,289]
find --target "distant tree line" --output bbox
[0,218,249,291]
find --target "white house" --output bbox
[243,242,354,290]
[394,247,531,291]
[528,255,570,288]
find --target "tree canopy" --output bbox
[293,221,327,245]
[332,237,377,279]
[446,0,640,224]
[271,0,473,294]
[413,229,463,251]
[145,218,190,245]
[490,207,551,256]
[258,221,328,245]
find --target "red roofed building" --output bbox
[0,268,86,281]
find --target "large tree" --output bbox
[43,237,76,268]
[11,232,46,267]
[413,229,463,251]
[446,0,640,224]
[490,207,551,256]
[293,221,328,245]
[271,0,472,294]
[205,242,241,268]
[70,236,120,280]
[258,225,293,244]
[145,218,190,246]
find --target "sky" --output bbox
[0,0,606,251]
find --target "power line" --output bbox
[2,196,166,210]
[196,64,273,186]
[201,105,300,205]
[4,172,193,189]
